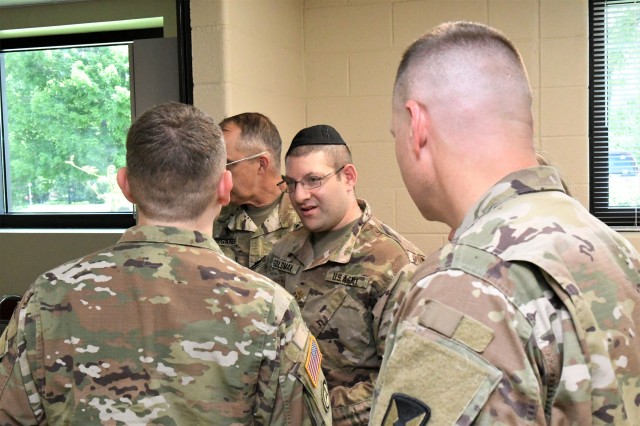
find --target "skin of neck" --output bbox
[246,171,284,207]
[333,198,363,231]
[439,125,537,229]
[136,202,222,237]
[421,81,537,230]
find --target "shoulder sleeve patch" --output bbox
[372,323,502,425]
[418,299,494,353]
[382,393,431,425]
[304,334,322,388]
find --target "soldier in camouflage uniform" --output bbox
[371,21,640,425]
[255,125,425,425]
[0,103,332,425]
[214,113,301,268]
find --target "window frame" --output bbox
[0,29,160,229]
[589,0,640,229]
[0,1,193,230]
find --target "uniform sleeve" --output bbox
[372,262,417,355]
[371,269,548,425]
[253,253,286,287]
[0,289,45,425]
[327,263,417,425]
[255,295,332,426]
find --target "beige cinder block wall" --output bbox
[191,0,306,145]
[191,0,640,254]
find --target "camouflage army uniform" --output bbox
[214,193,301,268]
[0,225,332,425]
[256,199,424,425]
[371,166,640,425]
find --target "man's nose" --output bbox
[291,183,311,202]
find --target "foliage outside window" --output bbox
[590,0,640,228]
[3,45,131,214]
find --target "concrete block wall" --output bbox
[191,0,307,146]
[191,0,639,255]
[300,0,611,254]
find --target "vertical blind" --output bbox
[590,0,640,229]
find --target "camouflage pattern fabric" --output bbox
[0,225,332,425]
[371,166,640,425]
[256,199,425,425]
[214,193,301,268]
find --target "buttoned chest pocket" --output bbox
[295,281,371,369]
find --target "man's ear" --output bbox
[217,169,233,206]
[342,163,357,189]
[116,167,136,204]
[405,99,429,157]
[257,154,269,175]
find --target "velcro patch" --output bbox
[371,324,502,425]
[419,299,494,353]
[305,335,322,388]
[293,326,308,350]
[324,271,370,288]
[271,257,300,275]
[215,238,237,245]
[418,299,463,337]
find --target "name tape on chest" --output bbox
[325,271,370,288]
[215,238,237,245]
[271,257,300,274]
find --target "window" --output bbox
[0,31,154,228]
[0,25,179,229]
[3,44,132,213]
[590,0,640,228]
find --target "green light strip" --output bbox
[0,17,163,39]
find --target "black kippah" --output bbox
[286,124,346,156]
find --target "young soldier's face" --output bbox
[284,151,352,233]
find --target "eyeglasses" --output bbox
[226,151,267,168]
[278,166,345,193]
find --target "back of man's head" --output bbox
[394,21,532,137]
[220,112,282,171]
[126,102,225,222]
[390,21,537,227]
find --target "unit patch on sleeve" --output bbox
[382,393,431,426]
[305,334,323,387]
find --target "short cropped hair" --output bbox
[219,113,282,170]
[285,144,353,172]
[394,21,530,104]
[126,102,225,221]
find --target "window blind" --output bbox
[590,0,640,229]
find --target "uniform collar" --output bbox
[456,166,568,239]
[119,224,223,254]
[227,193,297,233]
[288,199,371,268]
